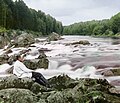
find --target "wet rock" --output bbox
[0,75,34,90]
[24,59,38,70]
[37,99,46,103]
[47,91,64,103]
[5,66,14,74]
[12,33,35,47]
[109,87,120,95]
[37,51,49,69]
[30,83,53,94]
[0,74,119,102]
[74,78,112,93]
[47,89,80,103]
[0,33,10,49]
[24,52,49,69]
[7,54,18,65]
[48,75,77,90]
[47,77,119,103]
[102,70,114,77]
[38,48,52,52]
[4,48,13,54]
[0,75,52,94]
[111,68,120,76]
[0,88,37,103]
[0,54,9,65]
[71,40,90,45]
[47,32,62,42]
[37,91,54,101]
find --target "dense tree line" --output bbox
[0,0,63,35]
[63,12,120,36]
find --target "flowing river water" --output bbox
[28,36,120,85]
[1,35,120,86]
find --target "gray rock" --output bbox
[0,75,51,94]
[5,66,14,74]
[37,99,46,103]
[13,33,35,47]
[47,32,62,42]
[47,91,64,103]
[102,70,114,76]
[109,87,120,95]
[111,68,120,76]
[0,75,119,103]
[48,75,76,90]
[7,54,18,65]
[70,40,90,45]
[24,52,49,69]
[0,33,10,49]
[0,88,37,103]
[47,76,120,103]
[0,54,9,65]
[0,75,34,90]
[30,83,53,94]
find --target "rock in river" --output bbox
[24,52,49,69]
[46,32,62,42]
[11,33,35,47]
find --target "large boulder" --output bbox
[0,33,10,49]
[0,75,34,90]
[109,87,120,94]
[111,68,120,76]
[48,75,77,90]
[12,33,35,47]
[0,75,51,94]
[102,70,114,77]
[47,32,62,42]
[47,76,120,103]
[0,75,119,102]
[37,76,118,103]
[70,40,90,45]
[7,54,18,65]
[0,88,37,103]
[102,68,120,77]
[0,54,9,65]
[24,52,49,69]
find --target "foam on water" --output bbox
[105,76,120,83]
[8,47,26,56]
[48,60,59,70]
[0,36,119,82]
[35,62,102,79]
[0,64,12,73]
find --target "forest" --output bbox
[0,0,120,37]
[63,12,120,37]
[0,0,63,35]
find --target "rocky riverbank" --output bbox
[0,75,119,103]
[0,32,120,102]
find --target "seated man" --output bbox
[13,54,50,87]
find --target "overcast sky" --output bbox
[23,0,120,25]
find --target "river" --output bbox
[25,35,119,86]
[1,35,120,86]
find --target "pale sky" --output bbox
[23,0,120,25]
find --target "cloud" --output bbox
[23,0,120,25]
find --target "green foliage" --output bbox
[63,20,110,36]
[63,12,120,37]
[0,0,63,35]
[110,12,120,34]
[0,26,7,33]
